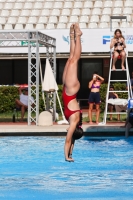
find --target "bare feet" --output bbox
[65,158,74,162]
[96,122,99,125]
[112,65,116,71]
[70,24,75,40]
[74,23,82,37]
[88,122,94,125]
[121,65,125,70]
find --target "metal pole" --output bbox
[36,32,39,125]
[53,40,56,122]
[28,32,32,125]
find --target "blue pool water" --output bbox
[0,136,133,200]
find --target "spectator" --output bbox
[88,72,104,124]
[15,87,34,122]
[110,29,126,70]
[108,85,120,121]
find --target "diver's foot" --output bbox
[70,24,75,40]
[112,65,116,71]
[74,23,82,37]
[65,158,74,162]
[121,66,125,70]
[96,121,99,125]
[110,118,112,121]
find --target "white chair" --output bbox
[0,3,3,9]
[83,1,93,8]
[88,22,98,28]
[57,23,66,29]
[51,9,60,16]
[114,1,123,8]
[90,15,99,23]
[123,8,132,15]
[79,22,87,28]
[53,2,63,9]
[17,0,26,2]
[125,1,133,7]
[34,2,43,9]
[0,17,6,24]
[112,22,119,28]
[44,2,53,9]
[92,8,101,15]
[94,1,103,8]
[21,10,30,17]
[7,17,17,24]
[99,22,109,28]
[18,17,27,24]
[30,10,40,16]
[127,15,132,22]
[10,10,20,17]
[6,0,16,2]
[59,16,68,23]
[4,24,13,29]
[1,10,10,17]
[69,16,79,23]
[102,8,111,15]
[73,1,83,8]
[71,9,81,16]
[80,16,89,23]
[36,23,45,29]
[61,9,70,16]
[38,16,48,23]
[14,23,24,29]
[104,1,113,8]
[120,22,130,28]
[67,23,73,29]
[4,3,13,9]
[41,9,50,16]
[113,8,122,15]
[28,16,37,24]
[26,0,35,2]
[13,3,23,10]
[25,23,34,29]
[82,8,91,16]
[64,2,72,9]
[101,15,110,23]
[24,2,33,9]
[48,16,58,23]
[46,23,55,29]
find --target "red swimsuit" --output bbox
[62,86,80,121]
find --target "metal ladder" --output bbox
[103,16,132,124]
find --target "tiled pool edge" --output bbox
[0,125,132,136]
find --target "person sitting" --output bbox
[108,85,120,121]
[110,29,126,71]
[15,87,34,122]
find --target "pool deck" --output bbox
[0,122,132,137]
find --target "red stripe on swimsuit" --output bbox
[62,86,80,121]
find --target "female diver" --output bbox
[62,23,83,162]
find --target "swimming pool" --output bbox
[0,136,133,200]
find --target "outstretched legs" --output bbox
[64,24,82,162]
